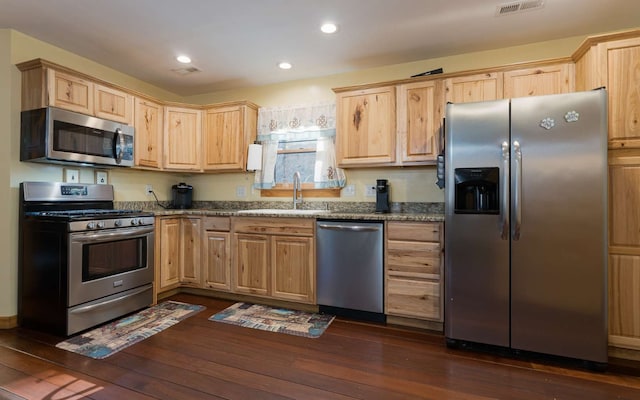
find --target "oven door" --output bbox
[68,225,154,307]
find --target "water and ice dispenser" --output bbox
[454,167,499,214]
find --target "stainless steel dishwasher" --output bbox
[316,220,385,322]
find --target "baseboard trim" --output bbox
[0,315,17,329]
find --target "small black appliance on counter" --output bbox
[172,182,193,209]
[375,179,390,213]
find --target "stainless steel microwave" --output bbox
[20,107,135,167]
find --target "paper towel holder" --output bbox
[246,143,263,171]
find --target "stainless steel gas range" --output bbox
[18,181,154,336]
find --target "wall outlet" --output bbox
[365,184,376,197]
[341,184,355,197]
[145,184,153,195]
[236,185,246,198]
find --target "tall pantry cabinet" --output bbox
[574,29,640,358]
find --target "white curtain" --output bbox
[254,102,345,189]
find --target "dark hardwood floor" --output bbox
[1,293,640,399]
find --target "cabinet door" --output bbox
[271,235,315,303]
[503,63,573,98]
[608,154,640,350]
[164,106,202,170]
[203,105,245,171]
[609,254,640,349]
[158,218,180,291]
[203,231,231,291]
[180,218,201,286]
[233,233,269,296]
[444,72,503,103]
[397,80,442,164]
[336,86,396,167]
[606,40,640,147]
[94,84,133,124]
[47,69,93,114]
[134,98,164,169]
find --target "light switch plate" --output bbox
[236,185,246,198]
[64,168,79,183]
[342,184,355,197]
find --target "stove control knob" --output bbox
[86,222,96,230]
[114,220,122,227]
[97,221,105,229]
[131,218,139,226]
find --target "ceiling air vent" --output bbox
[496,0,544,16]
[171,66,201,75]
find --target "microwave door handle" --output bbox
[115,128,124,164]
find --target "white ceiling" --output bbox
[1,0,639,96]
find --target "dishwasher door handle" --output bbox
[317,224,381,232]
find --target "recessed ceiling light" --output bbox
[176,55,191,64]
[278,61,292,70]
[320,23,338,34]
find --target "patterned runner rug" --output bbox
[209,302,334,338]
[56,300,205,359]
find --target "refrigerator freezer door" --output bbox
[444,99,511,347]
[510,90,608,363]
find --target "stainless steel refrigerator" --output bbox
[444,89,608,364]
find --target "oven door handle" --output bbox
[69,285,152,315]
[71,226,154,243]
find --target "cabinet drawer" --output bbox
[387,222,440,242]
[387,240,441,278]
[232,217,314,236]
[386,278,441,321]
[203,216,230,231]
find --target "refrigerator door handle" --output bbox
[501,141,510,240]
[513,140,522,240]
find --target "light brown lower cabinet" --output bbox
[385,221,443,321]
[232,217,316,304]
[608,152,640,352]
[156,216,202,294]
[202,217,231,291]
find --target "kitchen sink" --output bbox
[236,209,331,215]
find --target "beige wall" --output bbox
[0,28,607,319]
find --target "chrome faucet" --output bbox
[293,171,303,209]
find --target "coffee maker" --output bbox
[375,179,390,213]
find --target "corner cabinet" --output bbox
[134,97,164,169]
[385,221,443,322]
[335,86,396,167]
[231,217,316,303]
[203,102,258,172]
[163,106,203,171]
[156,216,202,295]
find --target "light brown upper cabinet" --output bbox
[444,72,504,103]
[503,63,573,98]
[396,80,442,164]
[134,97,164,169]
[18,60,94,115]
[163,106,203,171]
[94,83,133,124]
[203,102,258,172]
[335,86,397,167]
[576,35,640,148]
[47,69,94,115]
